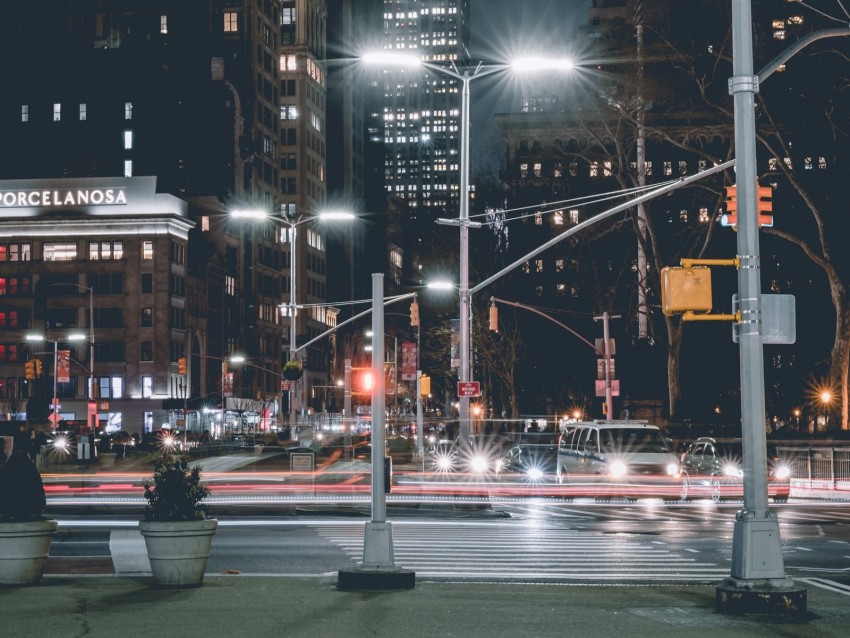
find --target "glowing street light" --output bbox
[26,332,86,430]
[363,51,573,444]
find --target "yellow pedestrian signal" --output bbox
[419,373,430,396]
[178,356,187,375]
[660,266,713,316]
[410,301,420,327]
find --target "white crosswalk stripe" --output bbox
[317,522,729,582]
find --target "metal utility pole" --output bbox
[593,312,620,420]
[717,0,805,614]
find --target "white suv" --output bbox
[556,421,681,499]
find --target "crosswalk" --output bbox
[316,521,730,583]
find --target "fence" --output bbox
[776,446,850,492]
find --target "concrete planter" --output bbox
[139,519,218,587]
[98,452,117,466]
[0,519,59,585]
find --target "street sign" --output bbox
[457,381,481,398]
[48,412,62,426]
[595,379,620,397]
[281,381,291,391]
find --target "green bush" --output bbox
[142,454,210,522]
[0,440,47,521]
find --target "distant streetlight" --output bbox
[26,332,86,430]
[230,207,354,430]
[364,51,573,444]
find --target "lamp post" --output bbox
[26,332,86,431]
[363,53,572,444]
[50,283,95,442]
[230,208,354,436]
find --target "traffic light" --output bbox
[410,301,419,327]
[419,373,430,396]
[660,266,713,316]
[351,367,375,395]
[33,358,42,377]
[721,185,737,227]
[178,356,187,375]
[25,359,36,380]
[757,184,773,227]
[489,304,498,332]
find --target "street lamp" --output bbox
[230,207,354,433]
[26,332,86,431]
[50,283,96,442]
[364,52,572,444]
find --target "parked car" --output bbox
[556,420,682,499]
[679,437,791,503]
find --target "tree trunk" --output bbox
[665,316,683,420]
[829,300,850,430]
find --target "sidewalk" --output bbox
[4,575,849,638]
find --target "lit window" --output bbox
[123,129,133,150]
[773,30,786,40]
[533,163,542,178]
[679,160,687,175]
[224,11,238,32]
[141,308,153,327]
[160,14,167,34]
[142,375,153,398]
[225,275,236,296]
[124,160,133,177]
[569,209,580,225]
[768,157,779,170]
[663,161,672,176]
[680,209,689,222]
[552,210,563,226]
[556,283,566,296]
[534,212,543,225]
[555,259,565,272]
[589,162,599,177]
[124,102,133,120]
[142,240,154,260]
[280,54,297,71]
[772,20,785,29]
[43,243,78,261]
[201,216,210,231]
[520,163,528,178]
[53,103,61,122]
[818,156,827,170]
[804,157,812,170]
[535,259,544,273]
[79,104,87,121]
[21,105,28,122]
[787,16,804,26]
[699,208,710,223]
[645,161,653,176]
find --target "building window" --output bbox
[141,341,153,361]
[534,212,542,225]
[556,283,566,296]
[663,161,672,176]
[142,375,154,398]
[699,208,710,223]
[535,259,544,273]
[280,54,298,71]
[53,103,61,122]
[569,209,580,225]
[680,209,689,223]
[533,163,542,178]
[142,241,153,260]
[21,105,28,122]
[555,259,565,272]
[0,243,32,262]
[95,376,123,399]
[520,163,528,178]
[141,308,153,327]
[141,273,153,293]
[124,160,133,177]
[43,243,78,261]
[160,14,168,34]
[79,104,87,121]
[89,241,123,260]
[225,275,236,296]
[123,129,133,150]
[224,11,238,32]
[552,210,564,226]
[281,105,298,120]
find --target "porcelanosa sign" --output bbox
[0,187,127,208]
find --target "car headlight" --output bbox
[774,465,791,480]
[436,455,454,471]
[723,463,743,478]
[609,460,627,477]
[526,467,544,481]
[53,436,69,451]
[470,455,489,473]
[666,463,681,477]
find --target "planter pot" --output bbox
[283,370,303,381]
[98,452,116,465]
[0,519,59,585]
[139,519,218,587]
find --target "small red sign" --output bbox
[281,381,291,391]
[457,381,481,398]
[595,379,621,397]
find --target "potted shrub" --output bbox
[282,360,303,381]
[139,453,218,587]
[0,434,59,585]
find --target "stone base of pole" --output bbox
[716,578,807,616]
[337,522,415,591]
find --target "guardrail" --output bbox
[776,446,850,492]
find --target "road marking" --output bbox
[799,577,850,596]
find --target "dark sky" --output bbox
[469,0,591,179]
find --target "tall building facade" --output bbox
[376,0,471,270]
[0,1,340,434]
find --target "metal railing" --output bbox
[776,446,850,492]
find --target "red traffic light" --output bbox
[351,367,375,394]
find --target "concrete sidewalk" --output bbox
[4,575,849,638]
